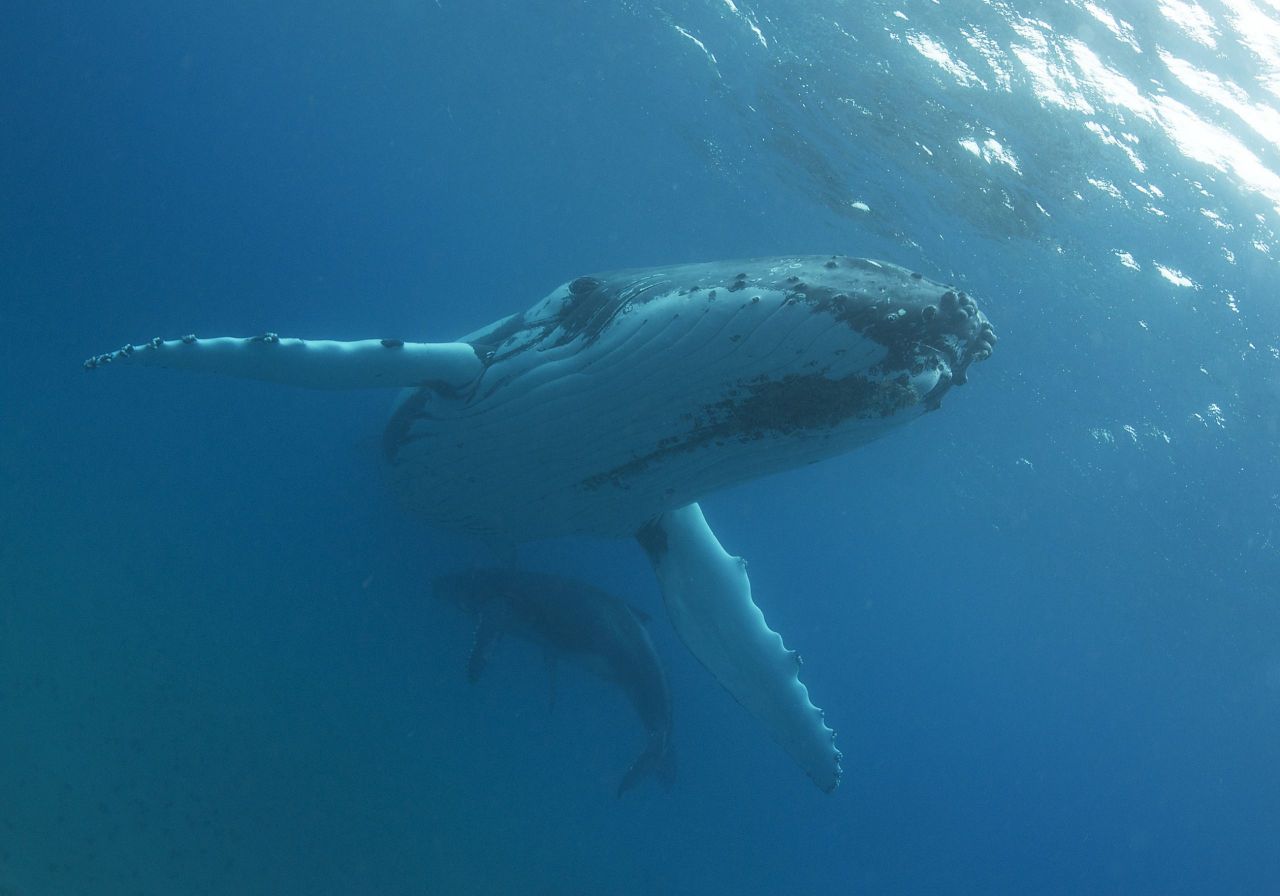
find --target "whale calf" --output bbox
[434,567,674,796]
[87,255,995,792]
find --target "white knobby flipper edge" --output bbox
[637,503,841,792]
[83,335,482,391]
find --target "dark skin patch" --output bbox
[570,276,602,295]
[583,372,915,490]
[635,519,668,562]
[465,275,671,366]
[466,311,531,361]
[717,372,915,434]
[549,274,682,348]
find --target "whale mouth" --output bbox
[879,285,996,413]
[927,288,998,384]
[761,257,996,402]
[909,308,996,411]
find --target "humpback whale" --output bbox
[434,567,674,796]
[86,255,996,792]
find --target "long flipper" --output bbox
[84,335,482,390]
[637,503,841,792]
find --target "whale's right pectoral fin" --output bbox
[637,503,841,793]
[84,335,483,391]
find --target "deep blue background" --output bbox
[3,2,1279,894]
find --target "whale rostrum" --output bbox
[87,255,996,793]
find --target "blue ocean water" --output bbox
[3,1,1279,893]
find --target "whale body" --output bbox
[86,255,996,792]
[434,567,675,797]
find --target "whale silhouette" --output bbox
[434,567,674,796]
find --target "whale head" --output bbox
[769,256,997,411]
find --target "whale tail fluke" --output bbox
[617,732,676,798]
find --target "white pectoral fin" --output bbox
[84,335,482,390]
[637,503,842,792]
